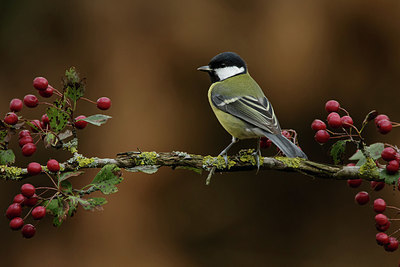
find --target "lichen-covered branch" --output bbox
[0,149,382,182]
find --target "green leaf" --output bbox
[0,130,7,143]
[60,180,73,194]
[67,196,79,217]
[126,165,160,174]
[379,169,400,185]
[368,143,384,160]
[0,149,15,165]
[47,106,70,133]
[44,197,67,227]
[82,114,112,126]
[330,140,347,165]
[58,171,84,182]
[44,133,57,149]
[90,164,123,194]
[64,67,85,103]
[78,197,107,211]
[349,143,384,165]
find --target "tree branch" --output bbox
[0,150,380,181]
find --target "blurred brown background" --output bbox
[1,0,400,266]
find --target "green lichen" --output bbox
[135,152,159,165]
[359,157,379,179]
[77,156,96,168]
[0,165,23,180]
[237,149,263,166]
[202,155,235,170]
[63,138,78,154]
[275,157,303,168]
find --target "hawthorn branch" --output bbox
[0,150,381,181]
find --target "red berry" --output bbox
[327,113,342,128]
[381,147,397,162]
[9,217,24,230]
[21,143,36,157]
[38,85,54,98]
[31,206,46,220]
[97,97,111,110]
[373,198,386,213]
[21,183,35,197]
[4,112,18,125]
[325,100,340,113]
[9,98,23,112]
[371,181,385,191]
[30,119,42,132]
[21,224,36,238]
[33,77,48,91]
[377,119,392,134]
[260,137,272,149]
[375,214,389,226]
[41,114,49,126]
[376,221,390,232]
[23,194,38,207]
[19,130,31,139]
[347,179,362,188]
[395,153,400,163]
[311,119,326,131]
[327,112,340,121]
[6,203,22,219]
[347,163,356,166]
[375,114,389,125]
[314,130,330,143]
[376,232,390,246]
[384,237,399,252]
[13,194,26,205]
[341,116,353,128]
[386,160,399,174]
[23,94,39,108]
[47,159,60,172]
[27,162,42,175]
[355,191,369,205]
[75,115,88,129]
[281,130,291,139]
[19,136,34,147]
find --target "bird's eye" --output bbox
[220,63,226,67]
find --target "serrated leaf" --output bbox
[44,133,57,149]
[126,165,160,174]
[64,67,85,103]
[47,106,69,133]
[58,171,84,182]
[44,197,67,226]
[78,197,107,211]
[82,114,112,126]
[60,180,73,194]
[58,129,73,141]
[330,140,347,165]
[67,196,79,217]
[368,143,384,160]
[0,149,15,165]
[379,169,400,185]
[0,130,7,143]
[90,164,123,195]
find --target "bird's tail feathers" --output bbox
[263,132,308,159]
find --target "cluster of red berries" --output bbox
[311,100,354,143]
[5,183,45,238]
[381,147,400,174]
[3,77,112,131]
[18,130,36,157]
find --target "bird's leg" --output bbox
[218,136,238,166]
[206,136,238,185]
[253,137,262,172]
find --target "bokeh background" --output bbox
[1,0,400,266]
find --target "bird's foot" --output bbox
[252,151,261,173]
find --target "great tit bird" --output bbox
[198,52,308,166]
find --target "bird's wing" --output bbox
[211,91,281,135]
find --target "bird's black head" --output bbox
[197,52,247,83]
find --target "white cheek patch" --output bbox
[214,66,245,81]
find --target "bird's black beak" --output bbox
[197,65,212,72]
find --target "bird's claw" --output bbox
[252,151,261,173]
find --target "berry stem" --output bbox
[80,97,97,105]
[387,205,400,212]
[339,107,350,116]
[44,172,58,189]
